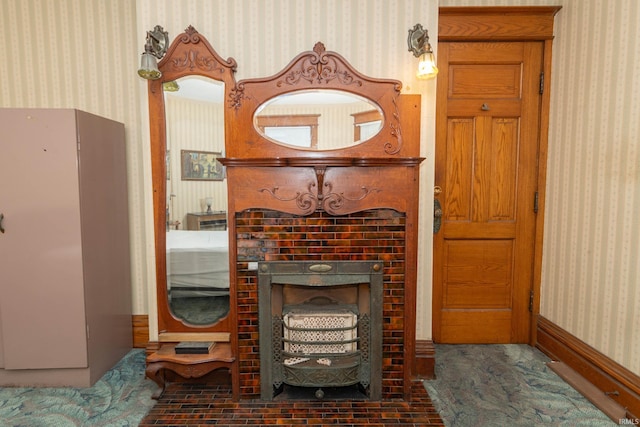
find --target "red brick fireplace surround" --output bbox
[235,209,407,399]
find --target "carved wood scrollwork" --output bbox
[169,49,228,74]
[258,181,318,215]
[322,182,382,215]
[255,167,383,216]
[318,168,382,215]
[279,42,364,87]
[159,25,238,79]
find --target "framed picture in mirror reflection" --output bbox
[180,150,225,181]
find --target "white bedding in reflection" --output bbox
[166,230,229,297]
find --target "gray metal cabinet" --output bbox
[0,109,132,387]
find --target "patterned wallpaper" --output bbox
[2,0,638,374]
[0,0,150,316]
[542,0,639,374]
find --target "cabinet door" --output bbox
[0,109,88,369]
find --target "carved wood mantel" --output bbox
[221,42,423,400]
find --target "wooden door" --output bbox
[433,41,543,343]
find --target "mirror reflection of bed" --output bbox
[166,230,229,325]
[164,75,229,326]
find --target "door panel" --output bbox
[434,41,542,343]
[443,240,513,309]
[449,65,522,98]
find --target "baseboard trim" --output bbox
[414,340,436,379]
[132,315,149,349]
[536,315,640,420]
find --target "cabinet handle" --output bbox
[0,213,4,233]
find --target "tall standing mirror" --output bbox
[165,76,229,326]
[146,26,237,335]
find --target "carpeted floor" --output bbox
[0,350,156,427]
[423,344,617,426]
[0,344,619,426]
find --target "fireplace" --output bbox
[220,42,423,401]
[258,260,383,400]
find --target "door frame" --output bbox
[436,6,561,346]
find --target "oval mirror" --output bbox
[164,76,229,326]
[254,90,383,150]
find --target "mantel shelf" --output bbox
[219,157,425,167]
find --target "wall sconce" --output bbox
[137,25,169,80]
[408,23,438,80]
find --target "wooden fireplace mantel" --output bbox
[144,28,423,401]
[223,42,424,401]
[219,157,424,167]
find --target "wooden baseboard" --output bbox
[414,340,436,379]
[132,315,149,349]
[536,315,640,420]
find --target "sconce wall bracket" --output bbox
[408,23,432,58]
[145,25,169,59]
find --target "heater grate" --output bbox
[283,308,358,354]
[258,260,383,400]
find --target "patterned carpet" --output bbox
[423,344,616,426]
[0,345,620,426]
[0,350,156,427]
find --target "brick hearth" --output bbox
[139,381,444,426]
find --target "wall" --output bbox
[542,0,639,374]
[442,0,640,375]
[4,0,636,376]
[0,0,150,316]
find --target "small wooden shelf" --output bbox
[145,342,237,399]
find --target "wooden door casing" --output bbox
[433,6,561,345]
[434,41,543,344]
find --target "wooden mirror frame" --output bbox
[146,26,237,335]
[225,42,418,161]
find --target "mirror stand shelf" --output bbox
[145,342,236,400]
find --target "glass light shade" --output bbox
[163,81,180,92]
[417,52,438,80]
[138,52,162,80]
